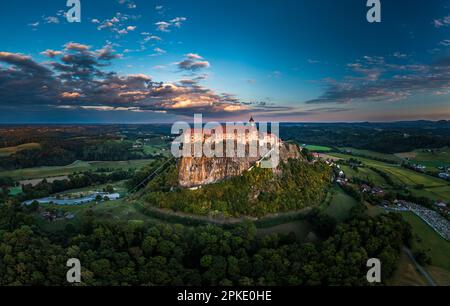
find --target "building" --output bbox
[438,172,449,179]
[181,117,280,148]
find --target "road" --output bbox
[402,246,437,286]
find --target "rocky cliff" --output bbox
[178,143,303,188]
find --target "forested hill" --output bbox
[141,158,332,217]
[0,199,412,286]
[280,120,450,153]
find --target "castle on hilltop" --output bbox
[177,117,302,188]
[181,117,280,148]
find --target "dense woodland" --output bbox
[0,199,412,286]
[142,158,332,217]
[280,121,450,153]
[0,125,171,170]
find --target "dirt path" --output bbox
[403,247,437,286]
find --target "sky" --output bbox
[0,0,449,123]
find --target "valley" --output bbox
[0,122,448,286]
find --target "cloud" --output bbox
[64,42,91,52]
[392,52,408,58]
[305,55,450,104]
[41,49,63,58]
[44,16,60,24]
[433,15,450,28]
[151,47,166,56]
[117,0,136,9]
[155,17,187,32]
[61,92,82,99]
[268,70,282,78]
[177,54,210,71]
[28,21,40,29]
[0,46,257,119]
[155,21,171,32]
[95,13,140,36]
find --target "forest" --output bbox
[280,121,450,153]
[0,198,412,286]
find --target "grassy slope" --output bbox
[396,147,450,171]
[0,143,41,156]
[387,249,428,286]
[324,186,359,221]
[339,147,403,163]
[304,145,332,152]
[399,212,450,285]
[329,152,450,202]
[401,212,450,271]
[340,164,387,186]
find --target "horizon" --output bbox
[0,0,450,123]
[0,119,449,126]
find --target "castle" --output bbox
[177,117,301,188]
[181,117,280,149]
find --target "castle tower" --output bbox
[249,116,256,127]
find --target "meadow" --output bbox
[0,159,154,180]
[396,147,450,172]
[324,186,359,221]
[329,152,450,202]
[338,147,403,163]
[0,143,41,156]
[304,145,333,152]
[401,212,450,272]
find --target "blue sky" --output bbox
[0,0,449,123]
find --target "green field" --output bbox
[304,145,332,152]
[143,145,170,156]
[0,143,41,156]
[340,164,387,186]
[401,212,450,271]
[36,199,155,232]
[387,250,428,286]
[257,220,311,242]
[329,152,450,202]
[0,159,154,180]
[324,186,359,221]
[8,186,23,196]
[396,147,450,172]
[339,147,403,163]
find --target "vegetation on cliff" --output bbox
[142,159,332,217]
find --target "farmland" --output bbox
[338,147,403,163]
[328,152,450,202]
[0,159,154,180]
[401,212,450,271]
[0,143,41,156]
[304,145,333,152]
[396,147,450,172]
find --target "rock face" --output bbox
[178,143,303,188]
